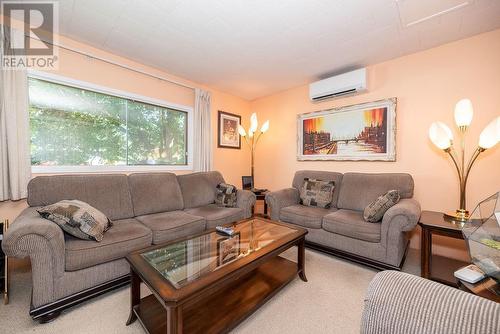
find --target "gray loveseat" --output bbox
[2,171,255,322]
[265,170,421,270]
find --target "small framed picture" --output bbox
[217,232,241,266]
[218,111,241,149]
[242,176,254,190]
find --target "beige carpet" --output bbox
[0,248,420,334]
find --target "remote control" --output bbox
[216,226,235,236]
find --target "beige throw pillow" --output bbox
[363,190,400,223]
[299,178,335,209]
[38,200,112,241]
[215,183,237,207]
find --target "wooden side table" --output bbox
[252,191,269,217]
[418,211,469,287]
[457,275,500,303]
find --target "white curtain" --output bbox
[0,26,31,201]
[193,88,212,172]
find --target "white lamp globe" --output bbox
[260,120,270,133]
[237,125,247,137]
[250,113,258,133]
[496,116,500,142]
[479,116,500,149]
[429,121,453,150]
[454,99,474,127]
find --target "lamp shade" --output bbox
[454,99,474,127]
[238,124,247,137]
[260,120,270,133]
[250,113,258,133]
[497,116,500,142]
[479,116,500,149]
[429,121,453,150]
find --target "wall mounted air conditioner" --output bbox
[309,68,367,102]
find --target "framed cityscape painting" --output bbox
[297,98,397,161]
[218,110,241,149]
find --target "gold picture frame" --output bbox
[297,98,397,161]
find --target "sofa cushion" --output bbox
[129,173,184,216]
[177,171,225,209]
[292,170,343,208]
[136,211,206,244]
[322,209,381,242]
[38,199,112,242]
[65,218,152,271]
[280,204,333,229]
[337,173,414,211]
[299,178,335,208]
[27,174,134,220]
[184,204,244,229]
[215,183,237,208]
[364,190,400,223]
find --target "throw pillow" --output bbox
[363,190,401,223]
[299,178,335,209]
[215,183,237,207]
[37,199,112,242]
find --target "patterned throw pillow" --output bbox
[363,190,401,223]
[299,178,335,209]
[215,183,237,207]
[37,200,112,242]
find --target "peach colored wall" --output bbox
[0,21,252,223]
[250,29,500,260]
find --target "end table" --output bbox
[251,190,269,217]
[457,275,500,303]
[418,211,469,287]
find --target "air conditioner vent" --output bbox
[309,68,367,102]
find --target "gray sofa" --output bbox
[362,271,500,334]
[265,171,421,269]
[1,171,255,322]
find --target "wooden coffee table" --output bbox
[126,217,307,334]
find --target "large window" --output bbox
[28,75,192,172]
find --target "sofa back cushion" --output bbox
[128,173,184,216]
[292,170,343,208]
[177,171,225,209]
[337,173,414,211]
[27,174,134,220]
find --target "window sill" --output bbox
[31,165,193,174]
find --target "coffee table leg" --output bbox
[167,306,182,334]
[298,238,308,282]
[126,269,140,325]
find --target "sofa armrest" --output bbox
[381,198,421,233]
[265,188,300,221]
[361,271,500,334]
[2,207,66,307]
[237,189,256,218]
[380,198,421,266]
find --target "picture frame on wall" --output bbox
[241,176,254,190]
[297,98,397,161]
[218,110,241,149]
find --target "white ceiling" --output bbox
[52,0,500,100]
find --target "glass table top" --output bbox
[141,218,297,289]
